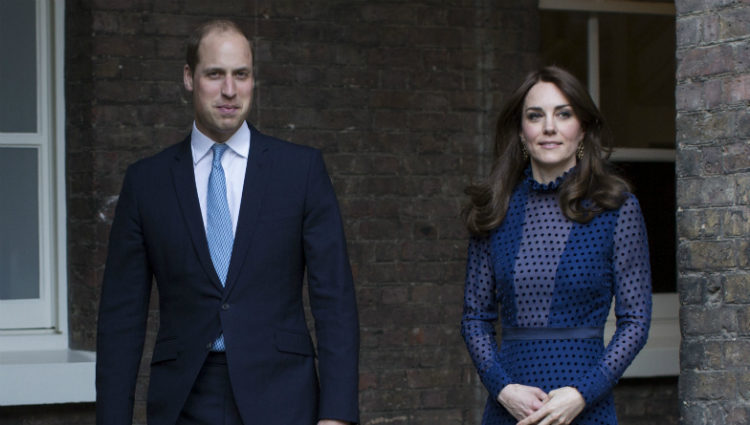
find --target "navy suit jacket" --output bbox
[96,124,359,424]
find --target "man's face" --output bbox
[183,29,254,142]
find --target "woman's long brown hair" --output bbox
[464,66,630,237]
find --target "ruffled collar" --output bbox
[524,166,575,192]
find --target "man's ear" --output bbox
[183,64,194,92]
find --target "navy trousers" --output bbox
[177,352,243,425]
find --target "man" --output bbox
[96,20,359,425]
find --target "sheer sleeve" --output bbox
[461,235,513,399]
[573,194,653,405]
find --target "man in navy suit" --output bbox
[96,20,359,425]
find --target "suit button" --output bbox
[221,303,230,310]
[206,342,213,350]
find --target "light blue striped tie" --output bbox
[207,144,233,351]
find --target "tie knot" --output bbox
[212,143,229,166]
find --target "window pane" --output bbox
[614,161,676,293]
[0,147,40,300]
[0,0,37,133]
[599,13,676,149]
[539,11,588,84]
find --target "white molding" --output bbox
[0,135,45,145]
[37,0,54,329]
[587,15,600,106]
[0,330,67,351]
[539,0,675,15]
[610,148,676,162]
[53,0,69,341]
[0,349,96,405]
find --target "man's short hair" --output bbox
[185,19,252,72]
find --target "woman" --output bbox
[461,66,652,425]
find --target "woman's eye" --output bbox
[557,110,573,119]
[526,112,542,121]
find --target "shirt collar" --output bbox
[191,121,251,165]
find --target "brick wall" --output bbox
[676,1,750,424]
[614,377,679,425]
[251,2,537,423]
[0,0,685,424]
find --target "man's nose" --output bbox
[222,77,236,97]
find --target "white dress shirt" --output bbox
[191,122,250,235]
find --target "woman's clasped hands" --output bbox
[498,384,585,425]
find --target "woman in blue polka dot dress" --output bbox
[461,66,652,425]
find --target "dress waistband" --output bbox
[501,326,604,341]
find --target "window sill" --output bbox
[0,349,96,406]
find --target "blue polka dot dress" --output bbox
[461,168,652,425]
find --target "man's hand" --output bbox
[497,384,549,421]
[516,386,585,425]
[318,420,350,425]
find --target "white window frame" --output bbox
[539,0,679,377]
[0,0,95,406]
[0,0,62,343]
[0,0,56,331]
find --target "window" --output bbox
[0,0,57,331]
[539,0,679,377]
[0,0,95,406]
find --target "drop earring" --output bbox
[520,139,529,161]
[576,142,584,160]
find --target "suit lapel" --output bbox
[224,126,271,294]
[170,136,224,290]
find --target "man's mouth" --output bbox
[217,105,240,114]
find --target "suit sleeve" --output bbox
[302,150,360,423]
[96,165,154,425]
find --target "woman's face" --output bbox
[520,81,584,183]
